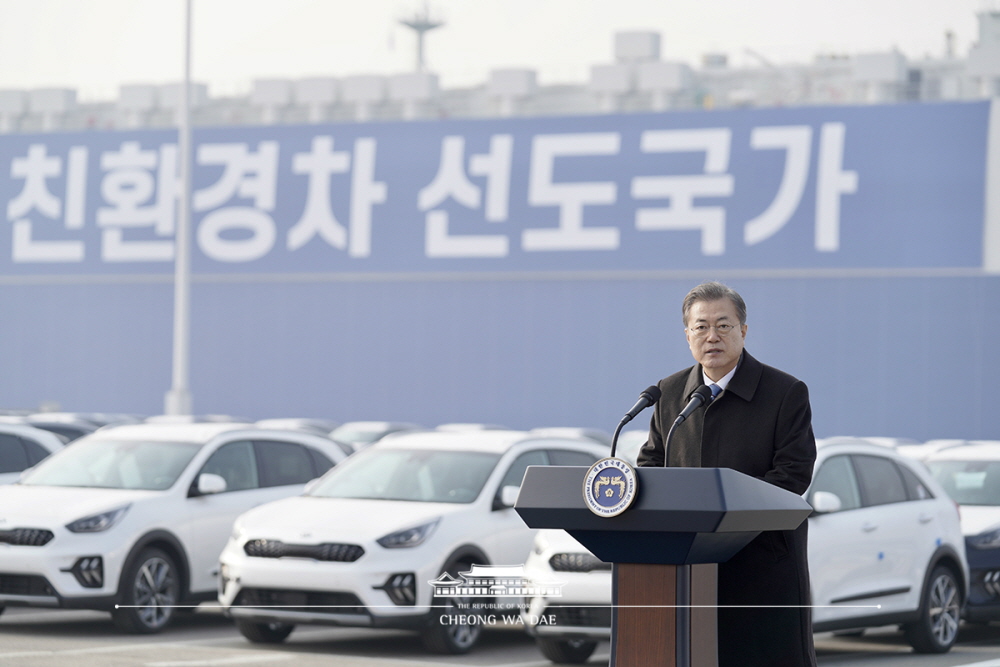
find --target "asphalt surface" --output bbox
[4,606,1000,666]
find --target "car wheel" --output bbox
[537,637,599,664]
[236,619,295,643]
[111,548,180,634]
[421,561,483,654]
[904,565,962,653]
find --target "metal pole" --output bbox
[165,0,193,415]
[676,564,691,667]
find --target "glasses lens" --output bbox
[689,324,737,337]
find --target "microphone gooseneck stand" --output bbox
[609,419,627,459]
[610,385,661,459]
[660,385,713,667]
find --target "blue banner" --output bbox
[0,101,989,275]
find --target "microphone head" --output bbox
[692,384,714,404]
[641,385,662,403]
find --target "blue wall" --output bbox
[0,101,996,440]
[2,272,997,440]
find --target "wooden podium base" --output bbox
[610,563,718,667]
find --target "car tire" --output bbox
[236,619,295,643]
[904,565,962,654]
[537,637,599,664]
[421,560,483,654]
[111,548,180,634]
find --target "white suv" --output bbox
[520,437,968,662]
[217,430,607,654]
[0,422,348,633]
[808,437,966,651]
[922,441,1000,623]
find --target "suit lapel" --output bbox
[682,365,703,401]
[725,350,762,402]
[672,365,706,468]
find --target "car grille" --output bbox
[970,569,1000,601]
[243,539,364,562]
[549,553,611,572]
[0,528,55,547]
[0,574,57,597]
[545,604,612,628]
[234,588,367,615]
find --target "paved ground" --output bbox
[3,606,1000,667]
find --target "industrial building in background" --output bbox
[0,9,999,132]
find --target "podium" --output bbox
[515,465,812,667]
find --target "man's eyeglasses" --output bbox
[686,323,741,337]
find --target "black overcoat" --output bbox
[637,350,817,667]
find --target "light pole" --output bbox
[165,0,193,415]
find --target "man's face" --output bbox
[685,299,747,381]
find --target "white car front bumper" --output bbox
[520,563,612,639]
[0,530,133,609]
[218,537,444,629]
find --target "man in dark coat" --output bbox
[638,281,817,667]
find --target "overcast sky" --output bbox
[0,0,987,101]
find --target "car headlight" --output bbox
[230,518,246,542]
[377,518,440,549]
[970,528,1000,549]
[65,505,130,533]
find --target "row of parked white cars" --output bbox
[0,415,609,654]
[0,415,998,663]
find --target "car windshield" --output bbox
[20,439,202,490]
[308,447,501,503]
[926,459,1000,506]
[330,428,381,445]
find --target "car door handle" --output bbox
[862,522,878,532]
[918,513,934,524]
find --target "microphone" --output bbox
[673,385,714,426]
[609,385,661,458]
[622,385,662,425]
[662,385,715,467]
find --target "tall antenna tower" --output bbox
[399,2,444,72]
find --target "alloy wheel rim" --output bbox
[134,557,177,628]
[928,573,960,646]
[444,597,481,649]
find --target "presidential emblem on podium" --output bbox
[582,457,638,517]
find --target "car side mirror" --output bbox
[811,490,843,514]
[303,477,321,494]
[493,484,520,510]
[196,473,227,496]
